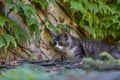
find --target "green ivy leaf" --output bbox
[0,36,7,50]
[100,52,114,59]
[88,12,93,27]
[29,25,36,36]
[0,36,5,48]
[14,6,20,13]
[63,0,69,2]
[27,17,37,26]
[0,14,8,28]
[93,14,99,25]
[83,58,94,62]
[91,29,97,39]
[22,4,37,17]
[84,26,96,39]
[70,1,86,15]
[36,28,41,43]
[33,0,48,10]
[4,34,17,48]
[117,0,120,4]
[0,20,5,28]
[14,27,29,43]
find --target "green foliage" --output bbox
[0,14,18,50]
[4,34,17,49]
[56,24,72,32]
[0,36,6,50]
[6,0,41,41]
[0,0,42,50]
[47,23,72,33]
[0,0,57,51]
[33,0,49,10]
[33,0,56,10]
[100,52,114,59]
[0,64,51,80]
[0,14,15,28]
[63,0,120,40]
[0,34,16,51]
[14,27,29,43]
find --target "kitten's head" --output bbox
[54,32,70,52]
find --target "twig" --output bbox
[0,65,12,69]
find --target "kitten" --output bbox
[54,32,120,61]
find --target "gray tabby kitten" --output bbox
[54,32,120,61]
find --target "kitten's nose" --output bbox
[55,46,59,50]
[55,45,62,51]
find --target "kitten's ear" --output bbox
[62,29,70,34]
[62,32,67,37]
[61,32,68,40]
[49,29,58,37]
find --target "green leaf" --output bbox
[117,0,120,4]
[84,26,91,33]
[0,14,9,28]
[7,2,15,9]
[88,12,93,27]
[22,4,37,17]
[0,20,5,28]
[29,25,36,36]
[35,26,41,43]
[27,17,37,26]
[93,14,99,25]
[83,58,94,62]
[91,29,97,39]
[14,27,29,43]
[63,0,69,2]
[0,36,4,48]
[33,0,48,9]
[0,14,16,28]
[0,36,7,50]
[111,32,116,39]
[46,24,54,30]
[4,34,17,48]
[93,4,99,14]
[70,1,86,15]
[36,29,41,43]
[14,27,22,42]
[100,52,114,59]
[14,6,19,13]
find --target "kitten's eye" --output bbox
[54,42,57,45]
[59,42,63,46]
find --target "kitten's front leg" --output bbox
[74,49,85,62]
[59,52,67,61]
[68,52,84,68]
[78,54,84,63]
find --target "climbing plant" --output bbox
[63,0,120,40]
[0,0,40,50]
